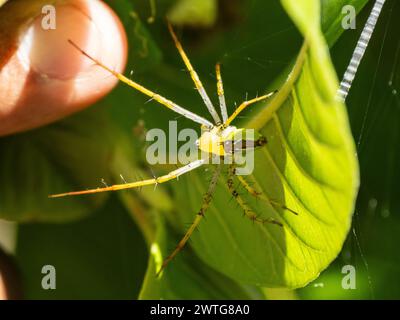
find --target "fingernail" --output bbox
[17,1,125,81]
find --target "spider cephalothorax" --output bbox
[197,125,267,157]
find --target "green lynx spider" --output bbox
[50,23,297,275]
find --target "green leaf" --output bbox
[139,214,263,299]
[167,0,218,28]
[15,195,148,299]
[169,0,359,288]
[0,108,114,222]
[321,0,369,46]
[300,0,400,299]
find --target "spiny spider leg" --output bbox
[157,163,222,276]
[215,63,228,123]
[224,90,277,127]
[167,22,221,125]
[226,165,283,226]
[49,159,205,198]
[67,40,213,128]
[234,168,299,216]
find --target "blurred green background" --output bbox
[0,0,399,299]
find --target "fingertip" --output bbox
[28,0,129,106]
[0,0,128,136]
[66,0,128,106]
